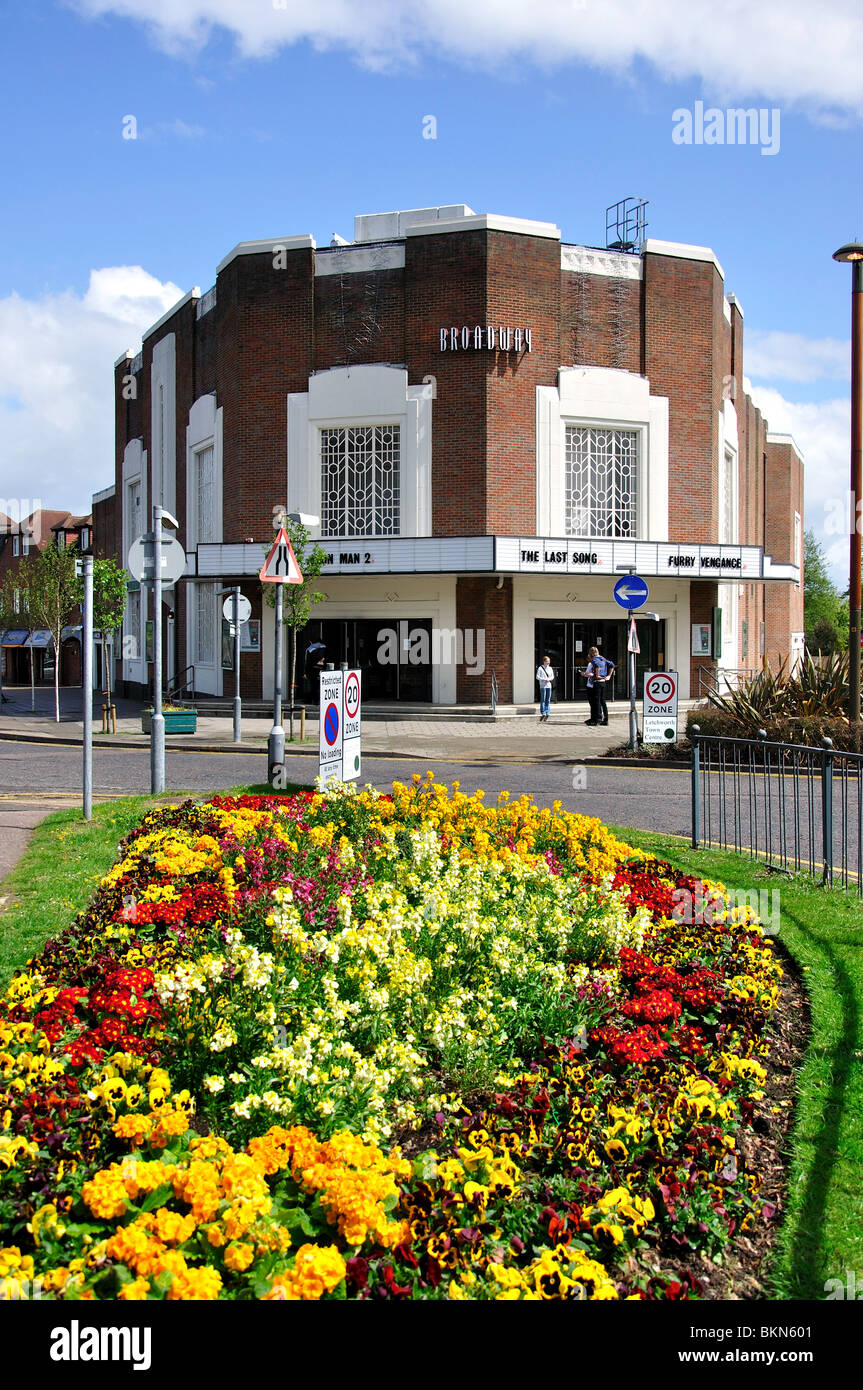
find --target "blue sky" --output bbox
[2,0,862,578]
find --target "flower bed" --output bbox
[0,777,782,1300]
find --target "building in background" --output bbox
[0,509,93,687]
[94,203,803,707]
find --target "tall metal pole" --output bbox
[268,583,285,781]
[851,260,863,733]
[82,554,93,820]
[150,507,165,794]
[232,585,242,744]
[629,624,638,751]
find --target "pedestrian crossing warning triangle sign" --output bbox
[259,529,304,584]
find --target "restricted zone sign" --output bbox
[643,670,678,744]
[318,669,362,785]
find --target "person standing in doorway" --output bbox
[536,654,555,722]
[583,646,615,726]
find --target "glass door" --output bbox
[534,618,666,702]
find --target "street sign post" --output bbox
[222,593,251,625]
[342,669,362,782]
[643,670,679,744]
[80,555,93,820]
[145,508,181,794]
[259,529,303,584]
[219,588,250,743]
[127,532,187,586]
[261,527,304,784]
[613,574,649,610]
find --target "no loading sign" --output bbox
[323,702,340,746]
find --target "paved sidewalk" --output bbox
[0,687,693,764]
[0,796,75,888]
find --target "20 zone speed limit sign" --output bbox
[643,671,678,744]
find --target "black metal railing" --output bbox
[691,724,863,891]
[696,666,761,699]
[167,665,195,701]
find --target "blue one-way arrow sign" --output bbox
[613,574,649,609]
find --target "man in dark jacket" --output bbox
[583,647,615,726]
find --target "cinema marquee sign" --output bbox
[496,539,765,578]
[440,326,533,351]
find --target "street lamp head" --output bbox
[833,243,863,263]
[286,512,320,527]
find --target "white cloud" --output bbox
[0,268,183,518]
[141,118,207,141]
[745,330,850,384]
[747,379,851,583]
[68,0,863,114]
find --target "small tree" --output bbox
[92,556,128,697]
[261,520,327,741]
[804,530,847,653]
[19,541,82,722]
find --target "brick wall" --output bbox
[561,268,641,373]
[485,232,560,534]
[456,576,513,702]
[764,437,805,667]
[643,251,724,543]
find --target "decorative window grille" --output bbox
[565,426,638,538]
[124,590,140,661]
[127,480,142,543]
[720,449,736,543]
[320,425,400,537]
[196,446,217,543]
[195,584,216,666]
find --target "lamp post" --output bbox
[833,242,863,731]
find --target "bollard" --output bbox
[300,706,305,740]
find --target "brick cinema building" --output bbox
[93,203,803,710]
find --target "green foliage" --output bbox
[92,555,127,635]
[703,651,849,729]
[92,555,128,694]
[609,824,863,1300]
[804,530,847,652]
[16,541,82,720]
[261,519,328,736]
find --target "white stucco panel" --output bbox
[288,365,433,538]
[537,367,669,541]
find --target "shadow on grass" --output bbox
[778,906,860,1299]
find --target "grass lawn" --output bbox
[1,789,859,1300]
[0,784,310,989]
[0,795,180,989]
[611,824,863,1301]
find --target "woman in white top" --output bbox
[536,655,554,722]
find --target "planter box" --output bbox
[141,710,197,734]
